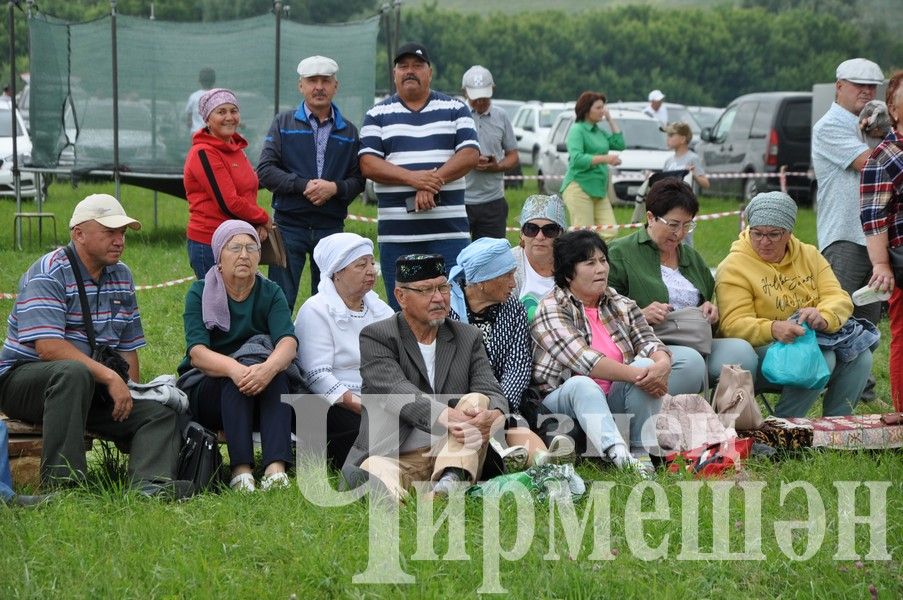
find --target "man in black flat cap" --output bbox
[342,254,508,502]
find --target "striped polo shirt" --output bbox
[0,245,146,377]
[359,91,479,244]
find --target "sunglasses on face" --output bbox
[521,222,562,238]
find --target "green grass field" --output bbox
[0,180,901,598]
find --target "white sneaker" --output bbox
[260,472,290,491]
[432,468,468,496]
[489,438,529,473]
[229,472,256,492]
[535,435,576,466]
[607,445,653,479]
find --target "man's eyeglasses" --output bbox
[224,242,261,254]
[655,216,697,233]
[521,222,563,238]
[401,283,452,296]
[748,228,786,242]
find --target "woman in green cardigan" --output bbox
[608,179,758,387]
[560,91,624,241]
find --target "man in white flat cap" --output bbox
[461,65,519,240]
[813,57,885,401]
[643,89,668,125]
[0,194,182,495]
[257,55,365,311]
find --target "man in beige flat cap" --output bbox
[257,55,365,311]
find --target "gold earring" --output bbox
[216,265,222,272]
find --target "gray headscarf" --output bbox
[202,220,260,332]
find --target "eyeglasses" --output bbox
[521,222,563,238]
[224,242,261,255]
[401,283,452,296]
[748,229,786,242]
[655,216,697,233]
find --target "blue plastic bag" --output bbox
[762,323,831,390]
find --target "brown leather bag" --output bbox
[259,224,287,268]
[712,364,764,431]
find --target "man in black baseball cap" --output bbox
[393,42,430,66]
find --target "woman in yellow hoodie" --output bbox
[715,191,872,417]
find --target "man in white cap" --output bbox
[813,57,885,401]
[258,55,364,311]
[643,89,668,125]
[0,194,182,495]
[461,65,519,240]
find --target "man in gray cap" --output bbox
[0,194,182,495]
[258,55,365,311]
[461,65,519,240]
[812,57,884,399]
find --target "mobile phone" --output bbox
[405,195,441,213]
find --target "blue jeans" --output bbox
[187,239,215,280]
[379,238,470,310]
[1,421,14,501]
[754,345,871,417]
[541,358,662,456]
[268,221,343,312]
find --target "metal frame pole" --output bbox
[380,4,392,94]
[273,1,282,116]
[9,0,22,248]
[150,1,158,227]
[111,0,120,199]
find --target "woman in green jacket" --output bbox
[608,179,758,387]
[560,91,624,241]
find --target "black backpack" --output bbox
[177,422,225,494]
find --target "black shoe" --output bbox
[134,479,195,500]
[859,377,877,402]
[750,442,777,460]
[6,493,55,507]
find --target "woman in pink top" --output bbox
[531,230,682,476]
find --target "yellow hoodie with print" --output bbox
[714,230,852,348]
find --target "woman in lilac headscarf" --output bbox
[177,220,297,492]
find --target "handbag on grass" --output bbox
[712,364,764,431]
[652,306,713,355]
[259,224,287,268]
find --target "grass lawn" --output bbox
[0,180,901,598]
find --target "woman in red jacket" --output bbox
[183,88,271,279]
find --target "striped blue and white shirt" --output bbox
[359,91,479,244]
[0,245,146,377]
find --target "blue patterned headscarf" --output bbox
[448,237,516,323]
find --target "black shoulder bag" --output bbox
[197,149,286,268]
[177,421,225,495]
[64,246,131,405]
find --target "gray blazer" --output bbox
[343,313,508,470]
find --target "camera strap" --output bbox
[64,245,97,353]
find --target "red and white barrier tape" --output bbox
[502,170,809,181]
[3,208,746,299]
[1,275,196,301]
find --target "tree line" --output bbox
[0,0,899,109]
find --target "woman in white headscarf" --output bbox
[295,232,394,468]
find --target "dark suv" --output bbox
[698,92,813,203]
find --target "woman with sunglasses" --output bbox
[715,192,872,417]
[512,194,568,320]
[608,179,757,392]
